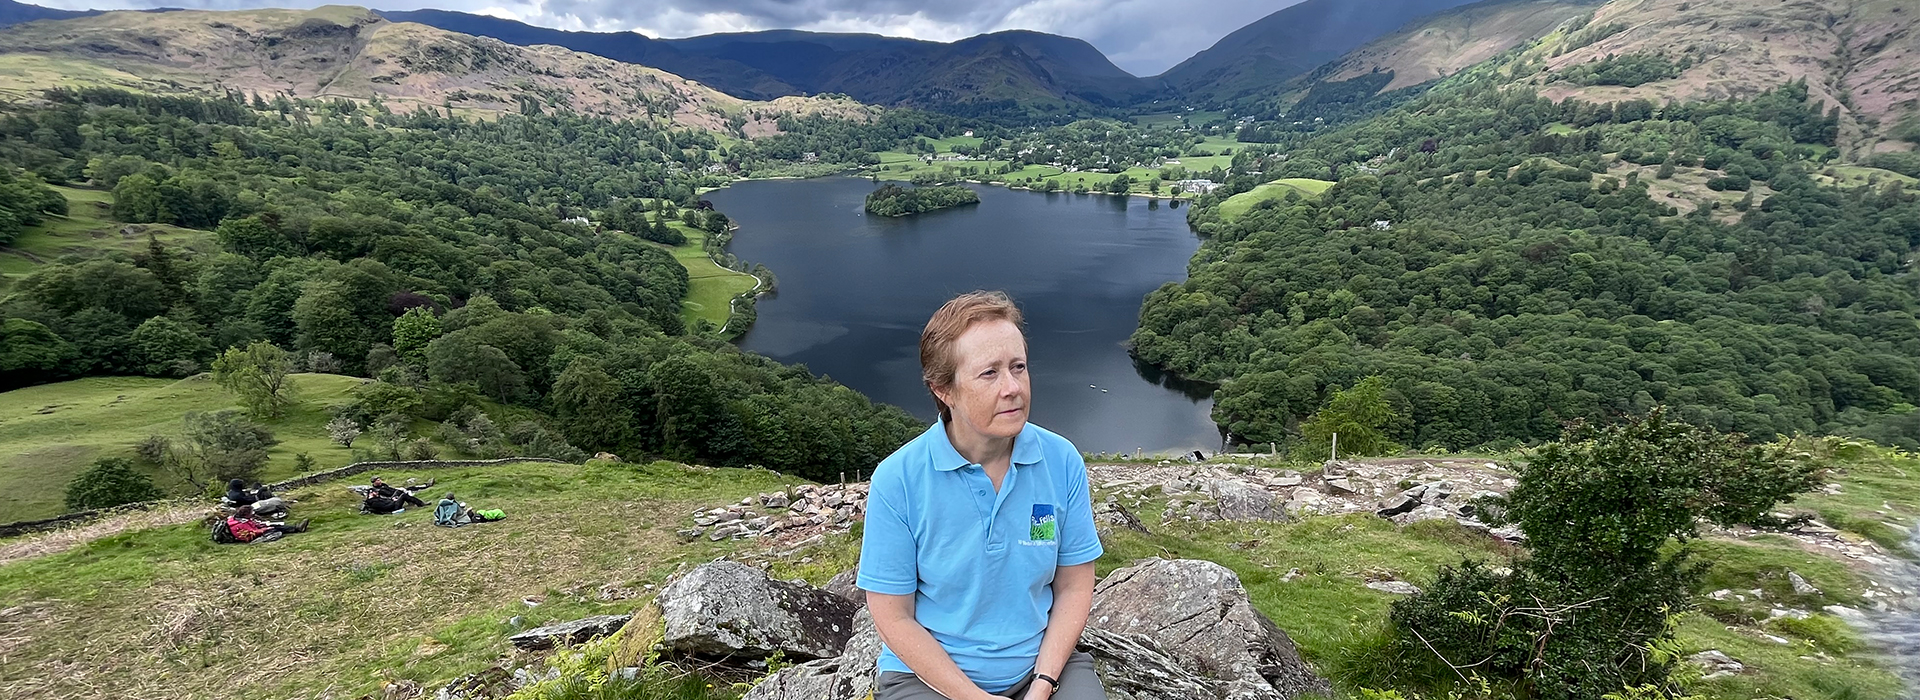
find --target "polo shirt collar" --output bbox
[929,420,1044,470]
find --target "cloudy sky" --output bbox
[34,0,1303,75]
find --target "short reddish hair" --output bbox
[920,291,1025,422]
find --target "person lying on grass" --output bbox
[224,478,289,517]
[226,505,309,543]
[433,493,506,527]
[859,291,1105,700]
[362,476,432,515]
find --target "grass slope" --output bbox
[665,227,757,329]
[2,444,1911,699]
[0,185,215,288]
[1219,179,1337,220]
[0,374,363,521]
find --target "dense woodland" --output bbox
[1132,79,1920,451]
[863,183,979,216]
[0,89,922,482]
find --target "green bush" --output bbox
[63,457,163,511]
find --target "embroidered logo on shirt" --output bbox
[1030,504,1056,542]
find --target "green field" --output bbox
[658,225,757,329]
[1219,179,1338,220]
[0,185,216,288]
[0,374,364,521]
[1823,164,1919,188]
[1131,109,1230,129]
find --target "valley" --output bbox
[0,0,1917,699]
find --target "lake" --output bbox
[706,176,1220,455]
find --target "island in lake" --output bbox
[864,183,980,217]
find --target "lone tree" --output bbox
[1301,376,1399,458]
[211,340,297,418]
[1388,409,1820,700]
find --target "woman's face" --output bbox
[933,319,1030,441]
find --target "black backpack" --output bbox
[210,517,240,544]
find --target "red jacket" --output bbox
[227,515,268,542]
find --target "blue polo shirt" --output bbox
[857,420,1103,692]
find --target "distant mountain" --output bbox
[383,9,1157,113]
[1312,0,1599,93]
[1158,0,1486,106]
[0,6,865,130]
[0,0,96,28]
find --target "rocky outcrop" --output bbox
[1207,479,1286,521]
[740,557,1332,700]
[659,561,861,661]
[1088,558,1332,699]
[507,614,632,651]
[742,607,883,700]
[683,484,868,543]
[824,565,863,605]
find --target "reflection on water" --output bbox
[1132,356,1219,402]
[709,177,1219,454]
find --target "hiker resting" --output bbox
[224,478,288,517]
[362,476,432,514]
[434,493,505,527]
[859,292,1105,700]
[227,505,309,542]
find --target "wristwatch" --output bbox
[1034,673,1059,691]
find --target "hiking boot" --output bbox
[295,519,311,532]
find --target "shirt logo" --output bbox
[1030,504,1056,542]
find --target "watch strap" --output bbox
[1034,673,1060,690]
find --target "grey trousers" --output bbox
[875,651,1103,700]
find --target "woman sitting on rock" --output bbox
[858,291,1105,700]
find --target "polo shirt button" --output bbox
[976,490,987,496]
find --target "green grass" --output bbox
[0,459,802,699]
[1219,179,1338,220]
[0,374,364,521]
[1,185,216,286]
[658,226,756,329]
[1822,165,1919,189]
[1131,110,1229,128]
[0,54,170,100]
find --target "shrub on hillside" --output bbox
[1386,409,1819,700]
[64,457,163,511]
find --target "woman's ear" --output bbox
[928,381,953,411]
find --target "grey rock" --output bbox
[508,614,632,650]
[1272,474,1303,488]
[1207,479,1286,521]
[435,666,516,700]
[1376,495,1419,517]
[1323,477,1357,495]
[1789,571,1821,596]
[741,607,881,700]
[1688,650,1743,679]
[1078,627,1228,699]
[1095,500,1150,535]
[659,561,860,662]
[1089,558,1331,699]
[824,565,863,605]
[1391,505,1452,526]
[1365,581,1422,595]
[765,493,791,509]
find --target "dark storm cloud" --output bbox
[34,0,1305,75]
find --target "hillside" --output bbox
[383,9,1157,114]
[0,0,93,28]
[0,374,363,521]
[1317,0,1602,92]
[0,5,844,130]
[1509,0,1920,154]
[1158,0,1485,107]
[0,445,1912,699]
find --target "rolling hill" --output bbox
[0,0,93,28]
[0,5,860,130]
[1315,0,1602,92]
[382,9,1159,113]
[1156,0,1487,107]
